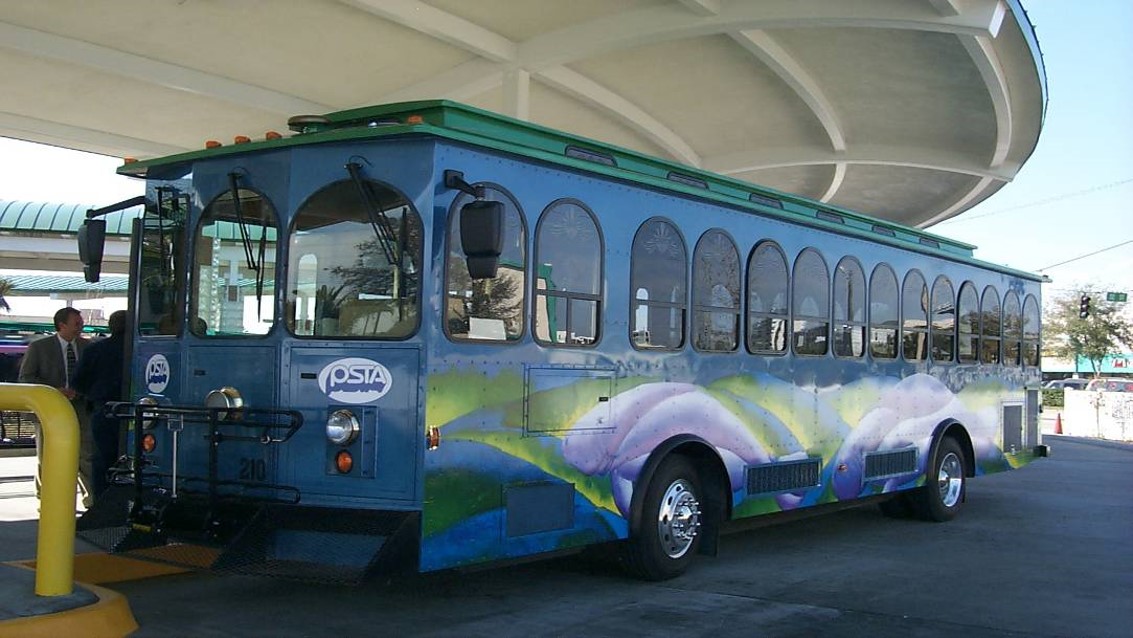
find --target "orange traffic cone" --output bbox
[1055,412,1063,435]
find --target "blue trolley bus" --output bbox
[77,100,1047,582]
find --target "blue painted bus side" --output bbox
[103,116,1041,578]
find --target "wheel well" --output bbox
[629,438,731,536]
[936,421,976,477]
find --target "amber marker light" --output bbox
[123,157,137,164]
[426,426,441,450]
[406,115,424,124]
[264,131,282,140]
[205,140,222,149]
[335,450,354,474]
[234,135,251,144]
[142,433,157,453]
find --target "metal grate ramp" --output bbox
[211,505,418,584]
[78,486,419,585]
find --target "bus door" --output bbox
[132,182,191,428]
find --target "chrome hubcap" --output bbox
[937,451,963,508]
[657,479,701,559]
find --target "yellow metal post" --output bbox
[0,383,79,596]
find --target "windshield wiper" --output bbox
[345,162,398,265]
[227,172,267,319]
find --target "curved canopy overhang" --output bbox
[0,0,1045,228]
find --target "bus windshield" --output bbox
[285,179,422,339]
[189,187,279,336]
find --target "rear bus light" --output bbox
[335,450,353,474]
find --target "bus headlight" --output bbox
[138,396,161,430]
[205,386,243,420]
[326,409,360,446]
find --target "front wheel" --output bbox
[625,456,703,580]
[912,437,967,522]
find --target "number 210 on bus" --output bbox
[77,100,1047,582]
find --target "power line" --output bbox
[939,177,1133,225]
[1035,239,1133,272]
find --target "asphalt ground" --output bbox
[1,433,1130,638]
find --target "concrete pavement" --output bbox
[0,435,1129,637]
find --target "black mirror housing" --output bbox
[78,219,107,283]
[460,200,504,279]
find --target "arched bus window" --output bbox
[901,270,928,361]
[1003,291,1022,366]
[980,285,1001,364]
[931,276,955,362]
[793,248,829,356]
[833,257,865,358]
[445,185,526,342]
[746,241,788,355]
[533,199,602,347]
[631,218,687,350]
[957,282,979,363]
[1022,294,1040,367]
[692,229,740,352]
[868,264,898,359]
[285,179,422,339]
[190,188,279,337]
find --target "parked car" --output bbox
[0,337,37,447]
[1043,378,1090,391]
[1085,378,1133,392]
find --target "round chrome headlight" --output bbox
[205,386,244,420]
[326,409,360,446]
[138,396,161,430]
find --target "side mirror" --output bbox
[460,200,504,280]
[78,219,107,283]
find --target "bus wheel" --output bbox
[912,437,966,522]
[626,455,703,580]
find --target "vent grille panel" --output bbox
[747,458,821,494]
[863,448,917,479]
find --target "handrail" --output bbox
[0,383,78,596]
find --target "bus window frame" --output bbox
[443,182,528,345]
[532,197,605,349]
[189,185,281,339]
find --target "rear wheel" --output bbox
[625,456,703,580]
[912,437,966,522]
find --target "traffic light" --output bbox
[1078,295,1091,319]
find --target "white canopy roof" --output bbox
[0,0,1045,227]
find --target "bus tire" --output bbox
[625,455,703,581]
[911,437,966,522]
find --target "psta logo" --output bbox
[317,357,392,404]
[146,354,170,393]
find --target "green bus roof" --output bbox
[118,100,1040,281]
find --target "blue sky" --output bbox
[0,0,1129,300]
[935,0,1133,299]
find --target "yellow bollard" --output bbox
[0,383,78,597]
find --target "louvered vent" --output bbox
[747,458,821,495]
[863,448,917,479]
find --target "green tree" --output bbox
[0,277,11,312]
[1043,290,1133,378]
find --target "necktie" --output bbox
[65,341,77,387]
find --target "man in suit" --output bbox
[73,309,126,499]
[19,306,92,506]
